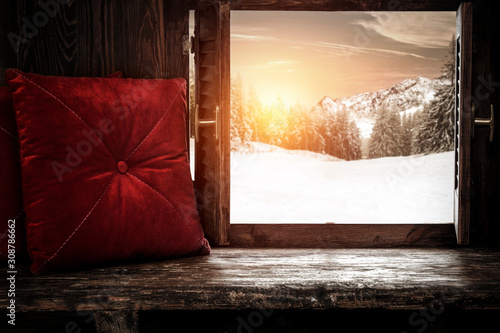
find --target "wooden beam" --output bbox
[189,0,469,11]
[230,224,457,248]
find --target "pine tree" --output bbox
[256,104,272,144]
[338,108,362,161]
[246,86,262,142]
[325,112,340,157]
[411,110,424,154]
[336,107,353,160]
[230,75,245,151]
[189,61,196,139]
[284,104,299,149]
[287,103,316,151]
[268,96,287,147]
[400,113,414,156]
[414,36,455,154]
[346,119,362,160]
[323,113,335,157]
[369,102,402,158]
[306,109,325,154]
[321,107,361,160]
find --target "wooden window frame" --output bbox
[191,0,473,248]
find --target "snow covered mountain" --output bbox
[314,76,443,138]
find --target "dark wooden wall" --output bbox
[470,0,500,246]
[0,0,189,84]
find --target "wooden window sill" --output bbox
[229,223,457,247]
[11,247,500,312]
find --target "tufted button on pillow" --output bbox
[116,161,128,174]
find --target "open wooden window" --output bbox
[192,1,473,247]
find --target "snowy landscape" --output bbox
[231,142,454,223]
[229,69,455,223]
[225,17,456,224]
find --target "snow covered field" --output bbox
[231,142,454,223]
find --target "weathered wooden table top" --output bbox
[8,248,500,312]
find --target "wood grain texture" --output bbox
[470,0,500,247]
[0,0,188,80]
[218,1,231,246]
[0,0,78,83]
[75,0,184,79]
[230,224,457,248]
[189,0,470,11]
[6,248,500,312]
[164,0,189,80]
[0,2,19,84]
[95,311,138,333]
[195,4,218,244]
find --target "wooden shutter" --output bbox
[194,1,230,245]
[454,3,473,245]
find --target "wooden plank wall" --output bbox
[0,0,189,84]
[470,0,500,246]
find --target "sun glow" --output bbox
[231,11,455,108]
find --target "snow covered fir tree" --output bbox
[413,37,456,155]
[368,102,402,159]
[322,106,361,161]
[367,37,455,158]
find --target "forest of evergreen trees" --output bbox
[223,37,455,161]
[230,75,362,161]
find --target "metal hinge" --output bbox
[182,35,192,55]
[190,36,196,54]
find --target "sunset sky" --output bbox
[230,11,456,107]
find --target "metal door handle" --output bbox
[473,104,494,142]
[195,104,219,142]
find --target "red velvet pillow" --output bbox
[5,69,210,274]
[0,72,123,263]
